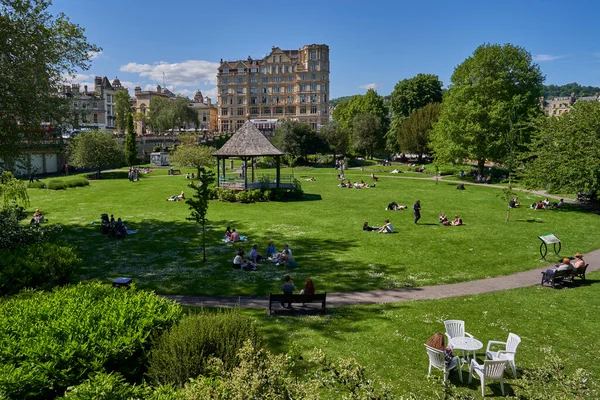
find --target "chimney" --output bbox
[84,85,88,94]
[156,85,161,93]
[206,97,211,106]
[134,86,141,95]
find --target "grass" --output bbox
[26,166,600,296]
[237,272,600,398]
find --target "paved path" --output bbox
[166,249,600,309]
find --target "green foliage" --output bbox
[431,43,544,174]
[273,119,327,160]
[0,242,81,295]
[186,168,215,261]
[216,187,236,202]
[319,120,349,156]
[390,73,443,118]
[27,180,46,189]
[147,308,261,386]
[0,283,181,399]
[47,178,89,190]
[512,353,599,399]
[523,100,600,194]
[171,143,215,176]
[0,171,29,209]
[235,190,252,203]
[67,130,125,175]
[47,179,66,190]
[0,0,99,163]
[0,207,57,250]
[394,102,441,159]
[153,145,162,152]
[353,112,384,157]
[60,371,151,400]
[124,112,137,165]
[114,89,133,133]
[333,89,390,136]
[148,97,199,133]
[544,82,600,98]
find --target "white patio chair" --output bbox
[469,359,508,397]
[485,333,521,377]
[424,344,463,383]
[444,319,474,342]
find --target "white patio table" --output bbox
[450,336,483,364]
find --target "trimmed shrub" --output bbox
[60,372,151,400]
[0,242,81,295]
[27,181,47,189]
[65,178,89,188]
[235,190,252,203]
[249,189,263,202]
[147,308,261,386]
[47,179,67,190]
[0,283,182,399]
[216,188,236,202]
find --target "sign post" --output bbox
[538,233,561,261]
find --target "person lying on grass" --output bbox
[166,191,185,201]
[387,201,407,210]
[363,222,380,231]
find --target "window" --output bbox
[221,87,228,93]
[275,96,281,104]
[311,50,317,59]
[250,97,257,105]
[250,107,259,115]
[310,95,317,103]
[262,87,268,94]
[261,77,269,83]
[250,86,257,94]
[300,95,306,103]
[250,68,258,73]
[237,87,244,94]
[300,84,307,91]
[237,97,244,105]
[310,83,317,91]
[236,77,244,83]
[261,96,268,104]
[287,96,294,104]
[221,77,228,84]
[300,106,306,114]
[250,76,257,83]
[311,74,316,80]
[322,94,327,103]
[278,66,283,73]
[285,66,289,73]
[236,120,245,130]
[93,113,98,123]
[203,113,207,122]
[223,69,229,74]
[237,68,244,74]
[221,108,228,116]
[287,85,294,92]
[275,107,283,114]
[321,84,327,91]
[322,74,327,81]
[288,75,294,81]
[262,107,271,115]
[311,63,317,71]
[287,106,295,114]
[260,67,266,74]
[273,86,280,93]
[279,55,282,62]
[300,74,306,80]
[274,76,280,82]
[310,106,317,114]
[291,66,295,72]
[237,108,244,116]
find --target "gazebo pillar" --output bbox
[216,156,220,186]
[276,156,280,189]
[243,157,248,191]
[251,156,255,183]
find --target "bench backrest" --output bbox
[269,293,326,302]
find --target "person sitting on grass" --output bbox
[279,248,296,268]
[439,213,450,226]
[542,198,551,208]
[556,199,564,208]
[363,221,380,231]
[508,197,520,208]
[30,209,45,225]
[371,173,379,182]
[249,244,263,265]
[378,219,394,233]
[224,226,232,241]
[231,229,241,242]
[533,200,546,210]
[426,332,455,366]
[280,275,295,308]
[451,215,463,226]
[232,248,248,270]
[346,180,353,188]
[387,201,407,210]
[266,240,278,258]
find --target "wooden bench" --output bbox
[541,264,588,288]
[268,293,327,315]
[168,169,181,175]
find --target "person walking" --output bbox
[413,200,421,224]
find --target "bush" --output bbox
[65,178,89,188]
[0,242,81,295]
[0,208,60,250]
[249,189,263,202]
[216,188,236,202]
[47,179,67,190]
[147,308,261,386]
[153,146,162,152]
[235,190,252,203]
[61,372,150,400]
[27,181,46,189]
[0,283,182,399]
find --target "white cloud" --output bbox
[120,59,220,87]
[88,50,103,60]
[533,54,566,62]
[202,87,218,101]
[359,83,378,91]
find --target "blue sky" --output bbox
[52,0,600,100]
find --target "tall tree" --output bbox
[67,131,124,177]
[148,97,170,134]
[0,171,28,210]
[186,168,215,263]
[319,121,349,159]
[352,113,383,158]
[171,143,215,177]
[395,102,441,161]
[523,100,600,196]
[114,89,132,133]
[124,112,137,166]
[273,120,327,161]
[431,43,544,175]
[0,0,99,165]
[390,74,443,118]
[332,89,389,134]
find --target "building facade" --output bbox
[132,85,172,135]
[217,44,330,132]
[542,92,600,117]
[188,90,218,132]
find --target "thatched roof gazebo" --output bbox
[213,121,287,191]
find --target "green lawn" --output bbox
[27,167,600,296]
[243,272,600,398]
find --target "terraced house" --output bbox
[217,44,330,133]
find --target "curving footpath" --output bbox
[165,177,599,310]
[165,249,600,309]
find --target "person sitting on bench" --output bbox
[280,275,295,308]
[572,252,585,270]
[555,258,575,272]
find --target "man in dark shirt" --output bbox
[280,275,295,308]
[413,200,421,224]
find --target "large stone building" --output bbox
[188,90,218,132]
[542,92,600,117]
[132,85,173,135]
[217,44,330,132]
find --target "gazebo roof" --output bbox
[213,121,284,157]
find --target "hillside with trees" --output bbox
[544,83,600,98]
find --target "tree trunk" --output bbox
[202,221,206,262]
[477,159,485,176]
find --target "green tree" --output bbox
[171,143,215,177]
[332,89,389,135]
[319,120,348,159]
[124,112,137,166]
[431,43,544,175]
[67,130,124,177]
[169,97,199,132]
[390,73,443,118]
[186,168,215,262]
[352,113,383,158]
[0,171,28,209]
[523,100,600,196]
[395,102,441,161]
[273,120,327,163]
[114,89,132,133]
[0,0,99,165]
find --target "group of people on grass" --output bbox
[232,241,296,271]
[338,179,373,188]
[280,275,316,308]
[439,213,463,226]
